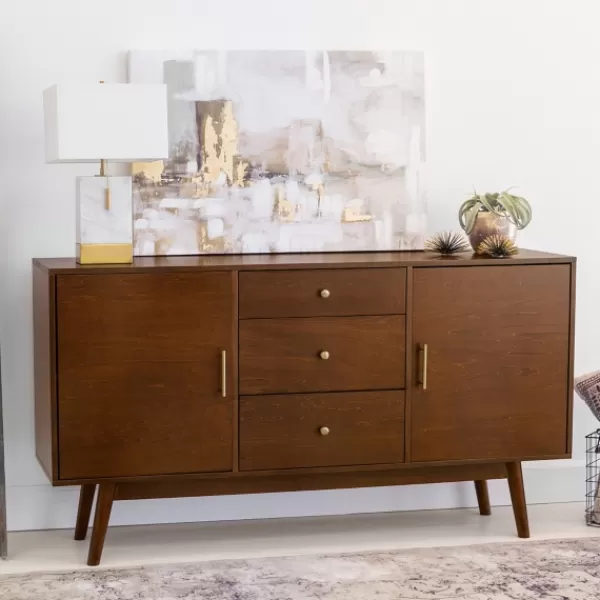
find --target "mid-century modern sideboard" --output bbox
[32,250,576,565]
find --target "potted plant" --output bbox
[458,191,532,251]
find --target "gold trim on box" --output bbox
[76,243,133,265]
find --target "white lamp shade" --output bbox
[44,83,169,163]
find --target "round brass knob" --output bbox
[319,426,330,436]
[320,289,330,299]
[319,350,330,360]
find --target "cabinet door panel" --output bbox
[412,265,571,462]
[57,272,234,480]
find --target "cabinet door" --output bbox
[57,272,234,480]
[412,265,571,463]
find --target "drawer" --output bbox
[240,391,405,470]
[239,316,405,394]
[239,268,406,318]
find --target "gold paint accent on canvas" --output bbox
[233,156,248,186]
[197,222,226,253]
[202,114,220,183]
[220,101,239,182]
[273,187,295,222]
[132,160,164,183]
[196,100,241,185]
[342,207,372,222]
[77,243,133,265]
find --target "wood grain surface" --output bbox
[239,391,405,470]
[115,462,507,500]
[506,461,530,538]
[239,268,406,318]
[56,272,235,480]
[87,483,116,566]
[411,265,571,462]
[74,484,96,541]
[474,480,491,516]
[240,316,406,394]
[33,248,574,276]
[33,263,57,481]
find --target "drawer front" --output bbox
[240,391,405,470]
[239,316,405,394]
[239,268,406,318]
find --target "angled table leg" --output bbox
[87,483,116,566]
[74,484,96,541]
[474,480,491,516]
[506,461,530,538]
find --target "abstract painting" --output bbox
[129,50,426,255]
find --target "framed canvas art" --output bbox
[129,50,426,255]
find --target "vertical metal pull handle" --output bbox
[418,343,428,390]
[221,350,227,398]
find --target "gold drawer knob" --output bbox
[319,350,330,360]
[320,289,330,299]
[319,426,330,436]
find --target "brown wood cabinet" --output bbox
[32,250,576,565]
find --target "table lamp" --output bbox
[43,82,168,264]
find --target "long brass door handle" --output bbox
[221,350,227,398]
[418,343,428,390]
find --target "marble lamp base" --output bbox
[76,176,133,264]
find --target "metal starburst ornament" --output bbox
[477,234,519,258]
[425,231,470,255]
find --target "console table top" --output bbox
[33,249,575,274]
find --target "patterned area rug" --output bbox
[2,538,600,599]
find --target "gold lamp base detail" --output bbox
[76,174,133,265]
[77,243,133,265]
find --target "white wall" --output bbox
[0,0,597,531]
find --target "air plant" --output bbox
[425,231,470,255]
[459,191,532,234]
[477,234,519,258]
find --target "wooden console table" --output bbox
[32,250,576,565]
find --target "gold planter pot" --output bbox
[468,212,517,252]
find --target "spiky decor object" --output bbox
[477,234,519,258]
[425,231,470,255]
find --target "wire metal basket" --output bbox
[586,429,600,526]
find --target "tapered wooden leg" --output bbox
[474,480,491,516]
[74,484,96,541]
[506,461,530,538]
[87,483,116,566]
